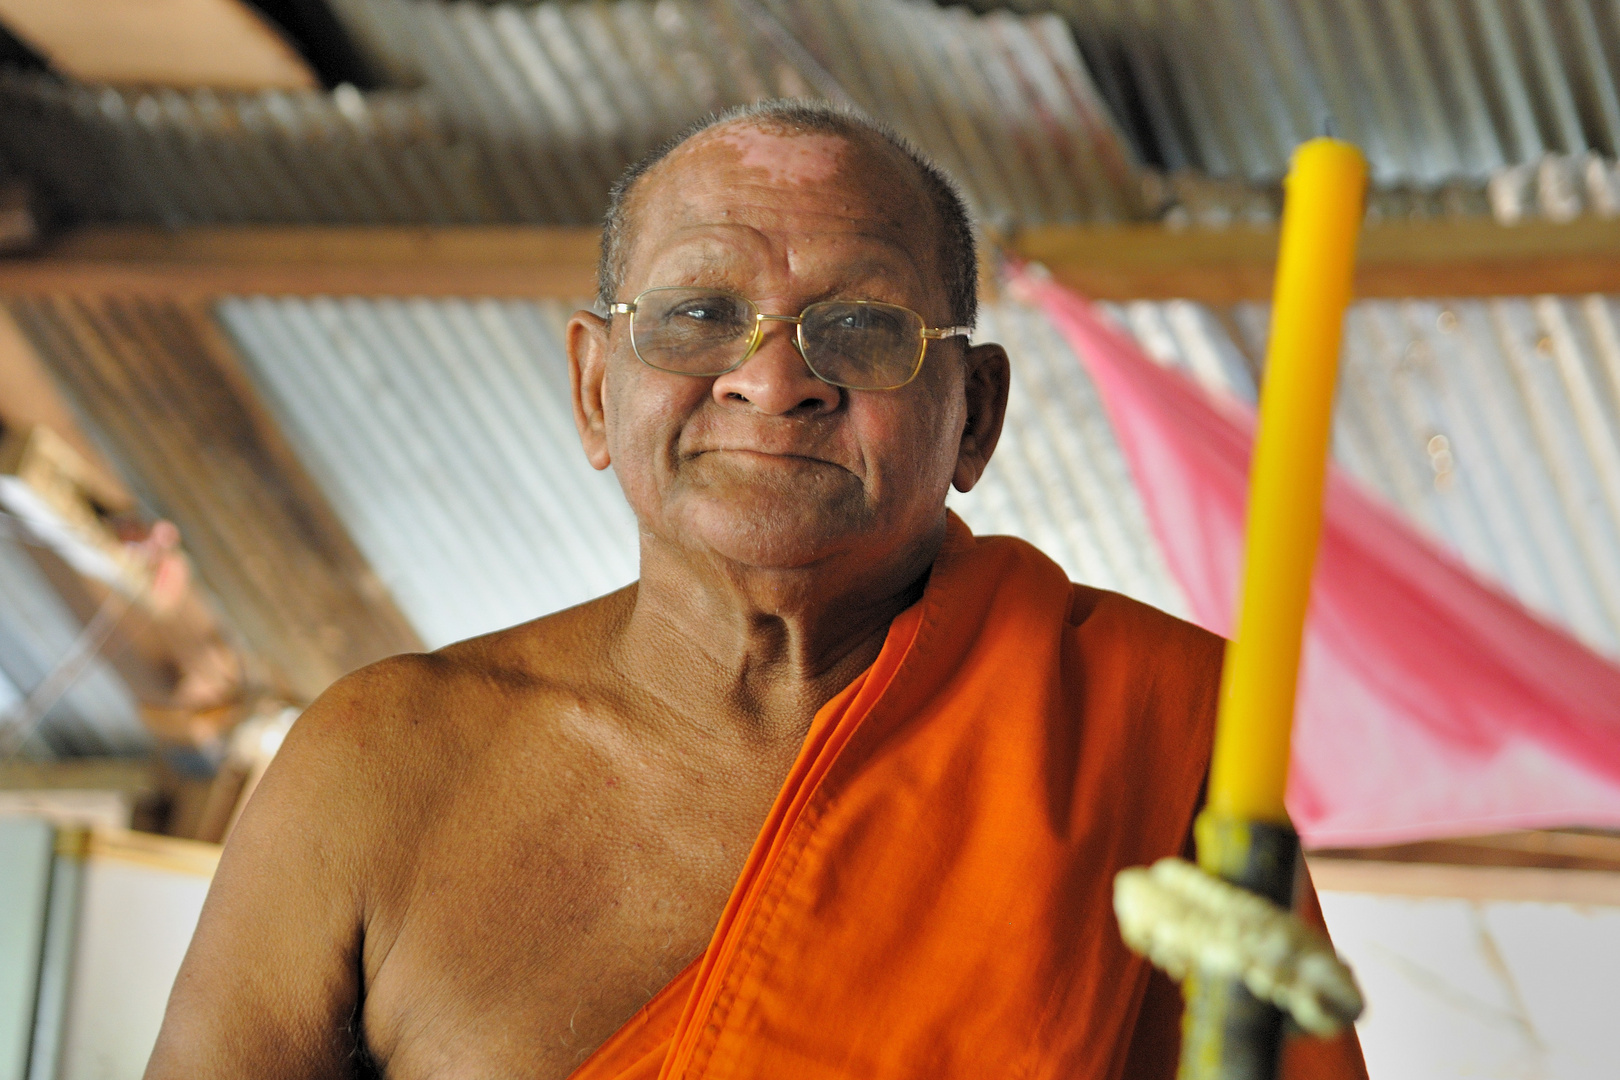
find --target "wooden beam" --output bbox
[1305,856,1620,905]
[1010,216,1620,302]
[0,0,315,89]
[1310,830,1620,874]
[5,295,424,701]
[1307,829,1620,903]
[0,306,129,507]
[84,826,221,877]
[0,226,603,300]
[3,218,1617,303]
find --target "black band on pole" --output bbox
[1176,812,1301,1080]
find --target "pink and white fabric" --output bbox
[1014,267,1620,847]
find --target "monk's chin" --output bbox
[672,491,874,571]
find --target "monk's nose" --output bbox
[711,323,840,415]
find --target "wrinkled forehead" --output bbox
[621,122,947,290]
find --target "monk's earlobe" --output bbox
[568,311,613,471]
[953,341,1010,493]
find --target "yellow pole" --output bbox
[1205,139,1368,826]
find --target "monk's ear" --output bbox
[952,340,1009,493]
[568,310,613,471]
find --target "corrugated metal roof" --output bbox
[948,299,1186,613]
[1000,0,1620,186]
[326,0,1150,224]
[0,531,146,758]
[0,75,510,226]
[4,0,1617,229]
[0,0,1144,228]
[1158,148,1620,227]
[217,296,641,647]
[1103,293,1620,659]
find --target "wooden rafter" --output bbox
[2,218,1618,303]
[1010,216,1620,302]
[0,305,128,506]
[1305,856,1620,904]
[5,295,423,702]
[0,227,603,301]
[0,0,315,89]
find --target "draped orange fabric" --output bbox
[572,514,1365,1080]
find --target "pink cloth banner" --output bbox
[1015,268,1620,847]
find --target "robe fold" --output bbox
[572,513,1365,1080]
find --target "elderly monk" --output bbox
[146,100,1365,1080]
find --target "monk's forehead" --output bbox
[626,122,943,268]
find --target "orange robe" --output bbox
[574,514,1366,1080]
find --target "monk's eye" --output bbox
[834,307,902,334]
[670,296,750,328]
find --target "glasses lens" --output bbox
[630,288,757,375]
[799,301,925,389]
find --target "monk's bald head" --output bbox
[598,100,977,327]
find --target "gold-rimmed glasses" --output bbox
[608,286,972,391]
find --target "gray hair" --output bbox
[597,99,978,328]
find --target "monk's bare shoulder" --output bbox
[313,586,631,730]
[236,586,635,896]
[428,584,635,705]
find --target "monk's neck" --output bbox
[610,535,937,740]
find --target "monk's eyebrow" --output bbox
[638,247,752,290]
[809,257,929,301]
[643,254,924,298]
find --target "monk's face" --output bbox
[568,123,1007,574]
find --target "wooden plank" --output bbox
[0,307,129,509]
[0,226,603,300]
[1011,216,1620,301]
[1306,856,1620,905]
[4,218,1618,301]
[0,215,1613,302]
[1310,829,1620,873]
[5,296,423,701]
[0,758,159,795]
[0,0,315,89]
[84,827,221,878]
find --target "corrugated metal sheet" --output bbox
[0,76,511,226]
[329,0,1146,225]
[999,0,1620,186]
[779,0,1147,224]
[0,0,1145,228]
[217,296,641,647]
[0,531,146,758]
[5,0,1617,228]
[1104,294,1620,659]
[948,300,1185,612]
[1159,149,1620,227]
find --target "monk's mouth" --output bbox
[691,448,844,469]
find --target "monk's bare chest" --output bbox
[357,713,799,1080]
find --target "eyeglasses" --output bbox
[608,287,971,391]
